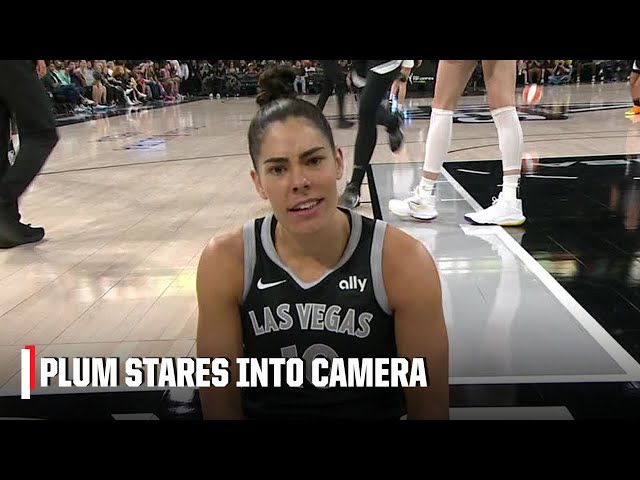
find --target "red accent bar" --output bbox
[25,345,36,390]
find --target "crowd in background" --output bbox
[41,60,348,115]
[516,60,633,86]
[40,59,636,117]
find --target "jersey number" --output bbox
[281,343,338,387]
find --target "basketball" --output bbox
[522,83,542,104]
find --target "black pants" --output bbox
[316,60,348,119]
[0,61,59,219]
[52,85,82,105]
[106,84,128,105]
[349,63,401,189]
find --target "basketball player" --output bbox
[196,66,449,420]
[0,60,59,248]
[625,61,640,116]
[316,60,353,129]
[338,60,414,209]
[389,60,526,226]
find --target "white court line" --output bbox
[457,168,491,175]
[582,159,631,166]
[440,169,482,212]
[538,162,577,167]
[524,174,578,180]
[441,167,640,381]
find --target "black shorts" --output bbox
[633,60,640,74]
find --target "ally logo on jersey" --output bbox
[256,275,368,293]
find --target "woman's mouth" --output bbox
[288,199,323,216]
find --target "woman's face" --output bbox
[251,117,343,236]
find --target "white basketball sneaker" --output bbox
[464,193,526,226]
[388,185,438,221]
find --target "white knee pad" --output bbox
[491,106,523,172]
[423,108,454,174]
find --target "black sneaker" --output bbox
[0,213,45,248]
[387,112,404,152]
[19,222,45,239]
[338,183,361,209]
[2,205,44,240]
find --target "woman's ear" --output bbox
[335,147,344,180]
[250,169,268,200]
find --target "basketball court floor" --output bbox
[1,82,639,419]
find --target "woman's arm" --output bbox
[383,226,450,420]
[196,229,246,420]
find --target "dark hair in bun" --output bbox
[248,65,336,168]
[255,65,297,106]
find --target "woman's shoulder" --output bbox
[199,225,245,272]
[382,222,432,261]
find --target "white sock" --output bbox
[422,107,454,175]
[419,177,436,197]
[491,106,523,172]
[502,175,519,201]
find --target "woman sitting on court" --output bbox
[196,65,450,420]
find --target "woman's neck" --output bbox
[275,209,351,269]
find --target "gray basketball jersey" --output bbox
[239,208,406,419]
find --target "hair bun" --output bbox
[256,65,297,106]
